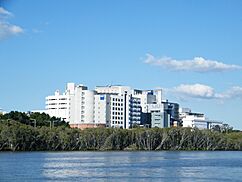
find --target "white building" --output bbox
[45,83,142,129]
[95,85,141,129]
[44,83,179,129]
[179,108,223,129]
[45,83,96,129]
[94,94,111,127]
[69,84,95,128]
[45,89,70,122]
[132,89,162,113]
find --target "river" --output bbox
[0,151,242,181]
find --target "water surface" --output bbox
[0,151,242,181]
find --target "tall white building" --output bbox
[95,85,141,129]
[69,84,95,128]
[94,94,111,127]
[45,83,96,129]
[44,83,171,129]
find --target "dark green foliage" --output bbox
[0,111,69,128]
[0,118,242,151]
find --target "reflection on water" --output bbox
[1,151,242,181]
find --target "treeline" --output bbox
[0,118,242,151]
[0,111,69,128]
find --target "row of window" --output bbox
[112,103,123,106]
[112,112,123,116]
[112,116,123,120]
[47,103,68,105]
[112,107,123,111]
[112,98,123,102]
[47,98,68,101]
[112,121,123,124]
[48,107,67,110]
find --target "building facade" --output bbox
[45,90,70,122]
[179,108,223,129]
[45,83,142,129]
[95,85,141,129]
[43,83,225,130]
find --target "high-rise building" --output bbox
[95,85,141,129]
[45,83,142,129]
[45,83,96,129]
[43,83,227,130]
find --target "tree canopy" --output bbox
[0,113,242,152]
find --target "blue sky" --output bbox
[1,0,242,129]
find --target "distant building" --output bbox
[179,108,223,129]
[151,112,170,128]
[45,83,143,129]
[131,89,180,128]
[41,83,228,130]
[95,85,141,129]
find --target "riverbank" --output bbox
[1,119,242,151]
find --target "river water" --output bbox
[0,151,242,181]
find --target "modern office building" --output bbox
[179,108,223,129]
[43,83,225,130]
[131,89,180,128]
[45,83,96,129]
[163,101,180,127]
[69,84,96,129]
[45,83,142,129]
[95,85,141,129]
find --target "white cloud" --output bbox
[171,84,242,100]
[0,7,23,40]
[172,84,216,99]
[0,7,12,16]
[217,86,242,99]
[144,53,242,72]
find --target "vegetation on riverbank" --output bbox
[0,112,242,151]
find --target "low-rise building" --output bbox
[179,108,223,129]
